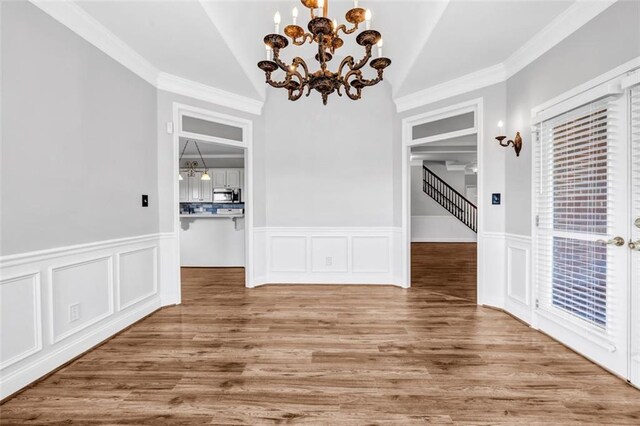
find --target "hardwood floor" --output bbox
[411,243,477,301]
[2,251,639,424]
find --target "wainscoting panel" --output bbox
[505,234,533,323]
[352,236,390,273]
[50,257,113,344]
[117,247,158,311]
[0,273,42,370]
[311,237,348,273]
[0,233,172,400]
[478,232,506,308]
[254,228,402,286]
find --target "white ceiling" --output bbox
[73,0,581,103]
[179,137,244,157]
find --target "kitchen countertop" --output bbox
[180,214,244,219]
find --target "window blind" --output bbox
[535,96,620,329]
[631,85,640,360]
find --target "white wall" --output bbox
[253,81,401,285]
[263,82,395,228]
[0,1,159,256]
[0,2,168,400]
[179,219,244,267]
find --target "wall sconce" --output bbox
[496,121,522,157]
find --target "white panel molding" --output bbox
[505,234,532,324]
[116,246,159,312]
[28,1,264,116]
[395,64,506,113]
[394,1,617,113]
[478,232,506,309]
[254,228,402,286]
[0,273,43,371]
[49,256,114,344]
[0,233,174,400]
[0,297,160,401]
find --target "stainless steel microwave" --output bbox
[213,188,241,203]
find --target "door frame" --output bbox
[172,102,255,290]
[400,97,484,301]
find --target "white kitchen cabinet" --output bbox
[179,172,189,202]
[212,170,227,188]
[226,169,241,188]
[181,171,213,202]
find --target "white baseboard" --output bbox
[0,233,178,400]
[252,227,403,287]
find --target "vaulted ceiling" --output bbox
[70,0,595,106]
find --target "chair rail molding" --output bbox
[0,233,176,400]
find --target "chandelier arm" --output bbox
[265,72,293,89]
[273,49,295,74]
[292,57,310,79]
[337,56,355,78]
[355,71,384,87]
[335,23,358,36]
[350,45,373,71]
[292,33,314,46]
[342,69,363,100]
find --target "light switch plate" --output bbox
[142,194,149,207]
[166,121,174,134]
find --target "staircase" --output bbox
[422,165,477,233]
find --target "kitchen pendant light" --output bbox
[178,140,210,181]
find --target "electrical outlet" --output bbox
[325,256,332,266]
[69,304,80,322]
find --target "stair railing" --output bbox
[423,165,477,233]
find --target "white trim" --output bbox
[531,56,640,119]
[0,273,43,371]
[157,73,262,116]
[0,234,169,399]
[395,64,505,113]
[28,1,264,116]
[115,246,159,312]
[0,297,160,401]
[0,233,162,267]
[172,103,255,288]
[394,2,618,113]
[48,256,115,344]
[254,227,402,286]
[401,98,484,295]
[504,0,617,79]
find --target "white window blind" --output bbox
[535,96,620,329]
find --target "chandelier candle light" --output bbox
[257,0,391,105]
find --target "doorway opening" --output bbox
[171,103,254,300]
[401,99,483,302]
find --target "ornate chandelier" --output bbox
[257,0,391,105]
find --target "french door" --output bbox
[535,92,631,378]
[630,84,640,387]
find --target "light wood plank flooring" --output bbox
[1,244,639,424]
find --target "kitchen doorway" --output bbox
[171,103,254,297]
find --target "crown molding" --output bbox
[157,73,263,115]
[395,64,506,113]
[394,0,618,113]
[28,0,264,116]
[30,0,159,86]
[504,0,617,79]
